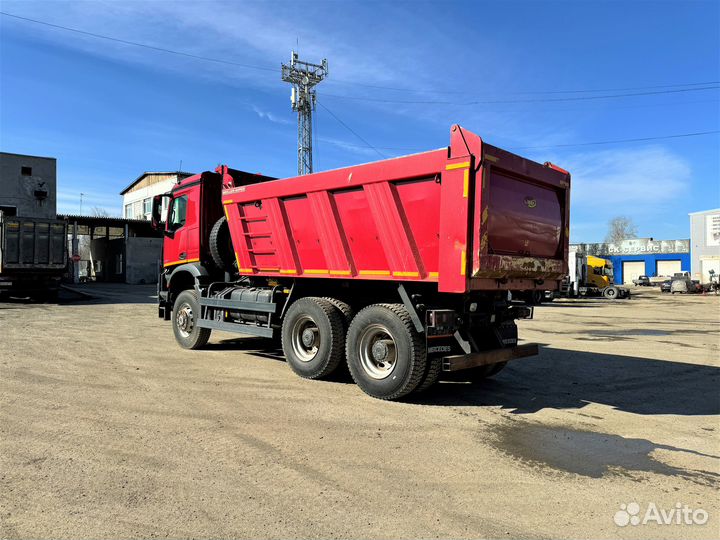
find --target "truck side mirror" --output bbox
[151,194,167,230]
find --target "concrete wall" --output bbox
[125,236,162,284]
[689,209,720,281]
[0,152,57,219]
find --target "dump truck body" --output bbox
[154,125,571,399]
[0,212,67,299]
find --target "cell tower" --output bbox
[281,51,328,175]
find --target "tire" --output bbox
[209,216,235,272]
[322,297,354,328]
[172,290,211,349]
[345,303,426,400]
[414,355,443,393]
[603,286,619,299]
[281,297,345,379]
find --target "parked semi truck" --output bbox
[561,249,628,299]
[153,125,571,400]
[0,211,67,300]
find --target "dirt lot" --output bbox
[1,285,718,539]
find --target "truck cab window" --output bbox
[168,195,187,231]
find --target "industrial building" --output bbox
[0,152,57,219]
[689,208,720,282]
[571,238,690,285]
[120,171,192,221]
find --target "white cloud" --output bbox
[251,105,293,126]
[561,146,690,213]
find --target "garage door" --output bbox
[623,261,645,284]
[701,258,720,282]
[656,259,681,278]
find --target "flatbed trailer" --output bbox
[154,125,571,399]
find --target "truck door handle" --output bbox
[179,252,186,260]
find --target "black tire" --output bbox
[172,290,211,349]
[346,303,426,400]
[209,216,235,272]
[603,286,619,299]
[281,297,345,379]
[414,355,443,393]
[322,297,354,328]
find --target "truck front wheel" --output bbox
[281,297,345,379]
[346,304,426,400]
[173,290,211,349]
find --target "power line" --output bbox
[318,102,385,159]
[1,11,718,99]
[322,86,719,106]
[322,130,720,154]
[509,130,720,150]
[0,11,276,72]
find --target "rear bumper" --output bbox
[442,343,539,372]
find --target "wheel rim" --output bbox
[291,315,320,362]
[358,324,397,380]
[176,302,194,337]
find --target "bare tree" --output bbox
[605,216,638,244]
[91,206,110,218]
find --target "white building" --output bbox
[120,171,192,221]
[689,208,720,282]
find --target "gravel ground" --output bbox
[1,284,718,539]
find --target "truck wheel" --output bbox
[346,304,426,400]
[281,297,345,379]
[322,297,354,328]
[414,355,443,393]
[603,286,619,299]
[173,290,211,349]
[209,217,235,272]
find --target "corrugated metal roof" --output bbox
[119,171,194,195]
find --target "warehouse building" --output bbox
[120,171,192,221]
[689,208,720,282]
[0,152,57,219]
[572,238,690,285]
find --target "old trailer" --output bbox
[0,212,67,300]
[154,125,570,399]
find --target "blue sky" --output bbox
[0,0,718,242]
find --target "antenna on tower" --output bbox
[281,51,328,175]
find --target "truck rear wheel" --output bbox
[346,304,426,400]
[603,286,619,299]
[281,297,345,379]
[173,290,211,349]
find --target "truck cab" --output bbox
[586,255,614,289]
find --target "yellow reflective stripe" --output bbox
[222,199,234,205]
[329,269,352,275]
[304,269,329,274]
[446,161,470,170]
[460,250,466,276]
[238,268,253,273]
[164,257,200,267]
[429,271,439,278]
[463,169,469,198]
[393,271,419,277]
[279,269,297,274]
[359,270,391,276]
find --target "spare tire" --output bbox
[209,216,235,271]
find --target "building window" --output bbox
[21,166,32,176]
[124,203,133,219]
[143,197,152,217]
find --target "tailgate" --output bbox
[474,144,570,282]
[0,215,67,271]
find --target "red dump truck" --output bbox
[153,125,570,400]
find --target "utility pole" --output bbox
[79,192,85,215]
[281,51,328,175]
